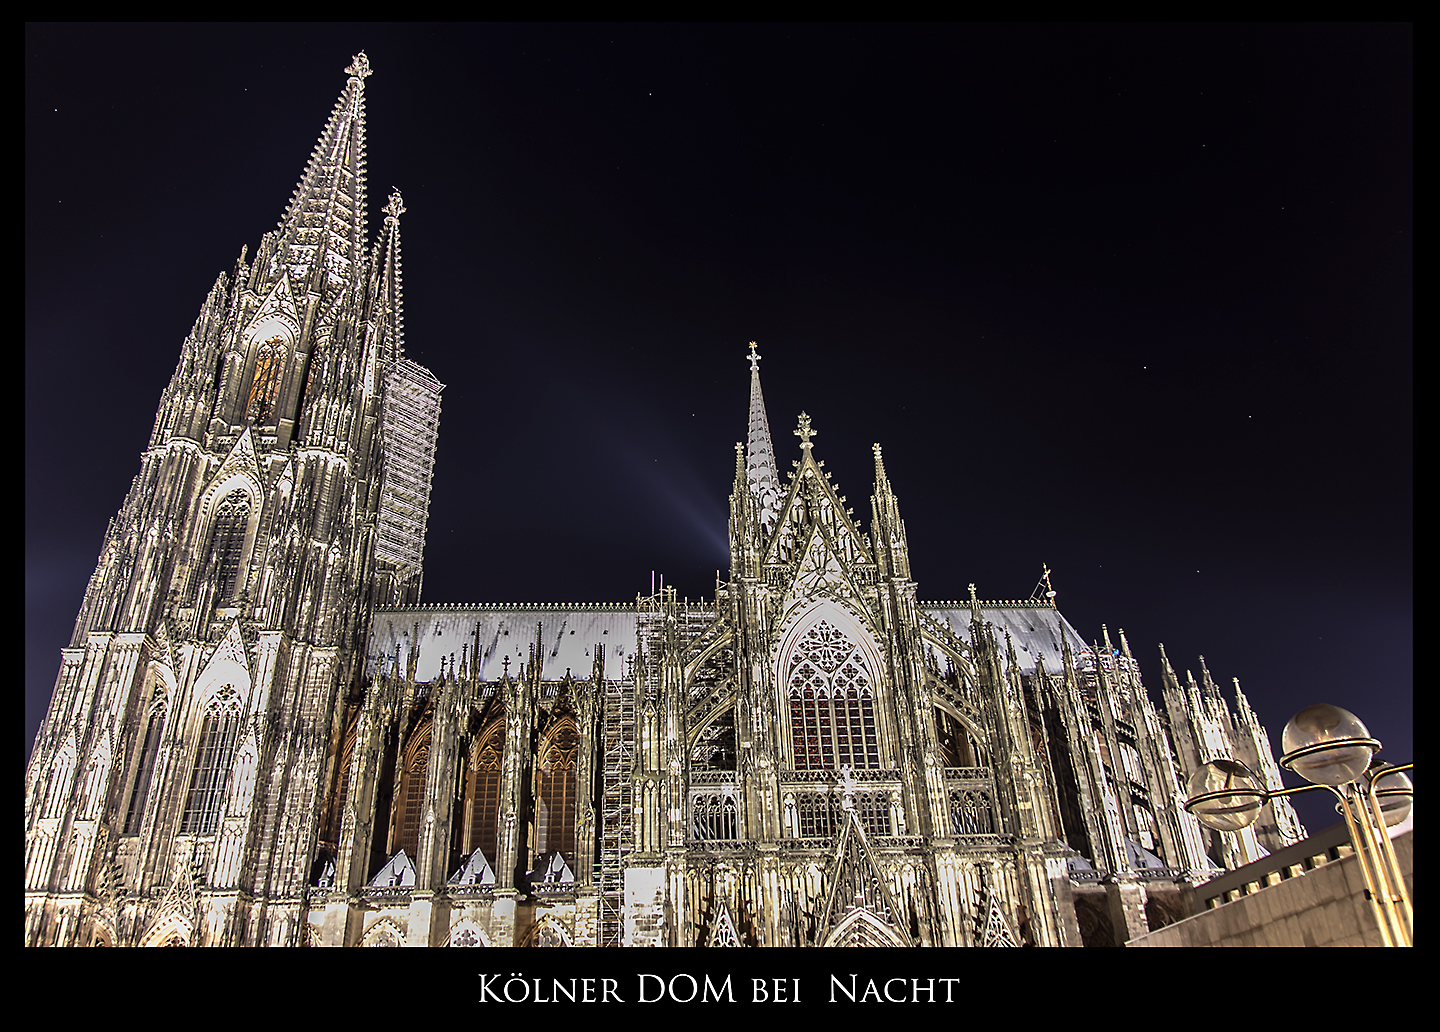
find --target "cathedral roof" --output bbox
[371,599,1091,683]
[922,601,1092,677]
[369,604,640,683]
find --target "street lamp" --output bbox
[1184,759,1267,834]
[1184,703,1413,947]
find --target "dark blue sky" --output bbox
[26,23,1411,831]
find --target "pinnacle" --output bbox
[383,189,405,221]
[793,411,816,450]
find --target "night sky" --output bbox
[26,24,1411,833]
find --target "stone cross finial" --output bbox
[383,189,406,221]
[346,53,372,81]
[794,412,816,450]
[748,341,761,371]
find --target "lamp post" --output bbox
[1184,703,1412,947]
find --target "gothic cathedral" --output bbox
[25,55,1302,948]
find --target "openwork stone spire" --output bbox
[275,52,372,296]
[745,342,781,533]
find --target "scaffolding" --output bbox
[376,358,443,576]
[597,673,634,946]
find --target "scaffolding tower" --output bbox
[376,358,444,580]
[597,671,634,946]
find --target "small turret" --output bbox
[728,441,757,580]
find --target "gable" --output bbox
[763,461,872,572]
[242,271,302,346]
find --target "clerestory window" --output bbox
[394,723,432,862]
[535,719,578,863]
[464,720,504,868]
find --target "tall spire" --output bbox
[274,52,372,298]
[745,342,781,533]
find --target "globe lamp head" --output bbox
[1185,759,1265,833]
[1281,704,1379,786]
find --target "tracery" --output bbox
[463,718,504,866]
[394,720,432,860]
[535,718,578,863]
[209,492,251,601]
[786,619,880,770]
[181,688,242,835]
[690,792,738,841]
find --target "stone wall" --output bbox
[1127,830,1412,947]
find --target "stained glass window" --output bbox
[536,719,578,862]
[395,727,431,860]
[786,620,880,770]
[465,721,504,866]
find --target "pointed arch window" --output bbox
[464,719,504,868]
[304,337,328,401]
[535,718,578,863]
[42,742,78,819]
[690,791,738,842]
[245,336,286,424]
[935,707,988,768]
[123,705,165,835]
[322,713,360,847]
[949,789,995,836]
[786,620,880,770]
[394,723,432,861]
[209,492,251,601]
[181,689,242,835]
[77,743,111,820]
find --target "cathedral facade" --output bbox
[25,55,1302,948]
